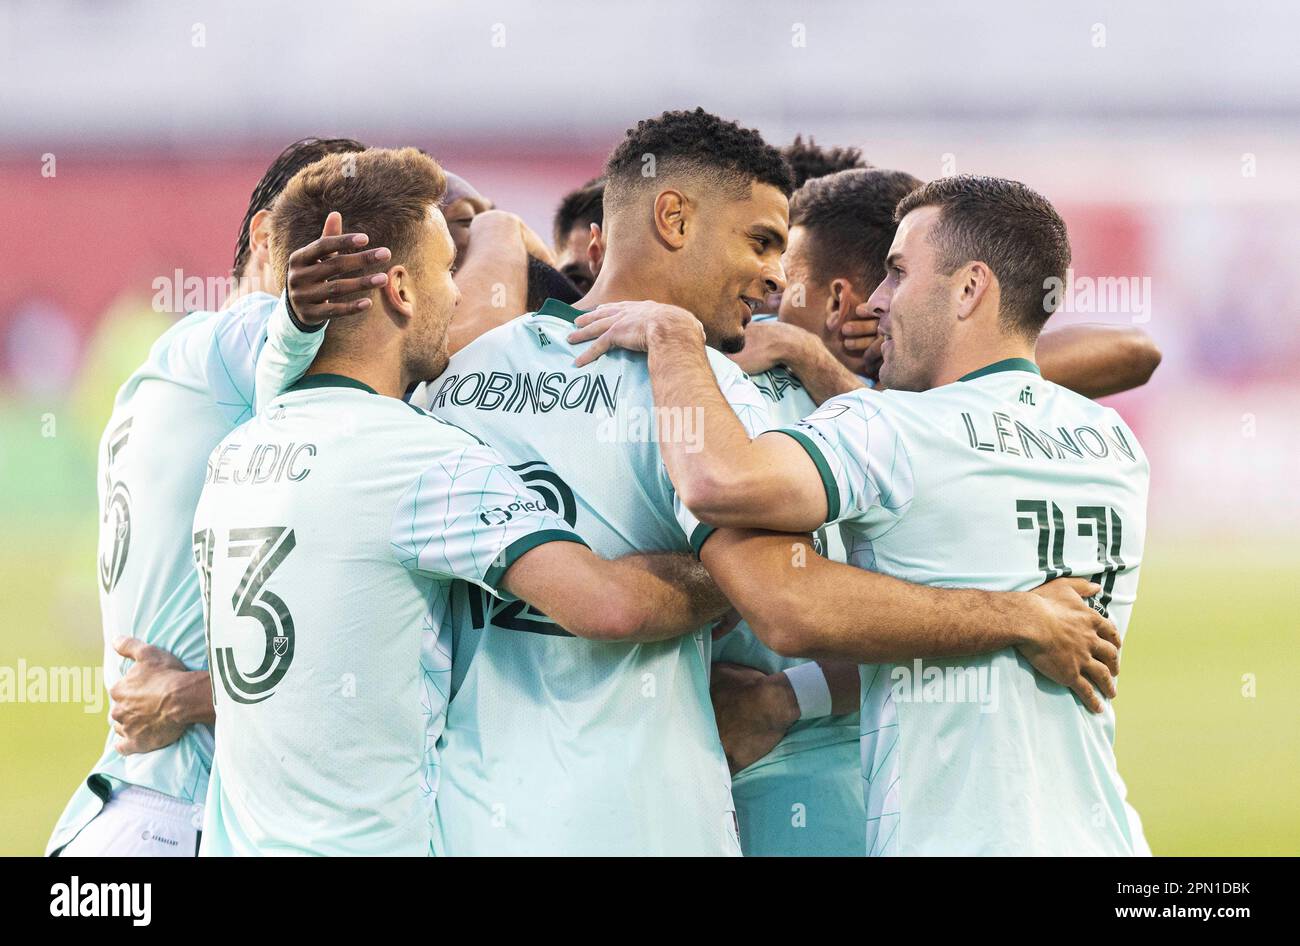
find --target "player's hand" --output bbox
[841,302,884,381]
[286,211,392,325]
[727,320,811,375]
[568,300,702,367]
[109,637,213,755]
[1017,578,1122,714]
[710,662,799,774]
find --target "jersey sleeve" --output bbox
[673,355,774,554]
[253,293,328,413]
[770,390,915,532]
[205,293,279,427]
[390,432,588,594]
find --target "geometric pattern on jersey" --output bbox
[776,357,1150,855]
[193,373,583,856]
[47,292,279,856]
[416,298,773,855]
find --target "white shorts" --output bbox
[58,785,202,857]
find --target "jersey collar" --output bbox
[286,373,378,395]
[958,357,1041,383]
[536,298,587,324]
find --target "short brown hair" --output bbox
[894,175,1071,338]
[791,168,923,292]
[269,147,447,285]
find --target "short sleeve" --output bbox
[390,436,587,593]
[673,357,774,554]
[770,390,914,531]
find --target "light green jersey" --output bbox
[48,292,280,855]
[193,374,584,856]
[777,358,1149,856]
[412,298,772,856]
[718,337,864,856]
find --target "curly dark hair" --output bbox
[894,174,1071,338]
[232,136,367,278]
[791,168,922,291]
[781,135,871,189]
[603,108,793,213]
[552,177,605,247]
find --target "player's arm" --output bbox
[711,658,859,773]
[446,209,530,355]
[395,438,727,643]
[107,637,215,755]
[728,320,868,406]
[570,301,829,532]
[500,543,729,642]
[1036,323,1162,398]
[701,529,1120,713]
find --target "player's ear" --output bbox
[824,278,855,332]
[652,190,689,249]
[587,222,605,274]
[383,265,414,319]
[247,209,273,267]
[957,261,994,321]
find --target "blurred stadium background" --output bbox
[2,0,1297,855]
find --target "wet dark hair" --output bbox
[232,137,367,277]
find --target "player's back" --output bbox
[48,292,276,854]
[422,299,760,855]
[789,358,1149,855]
[194,376,470,856]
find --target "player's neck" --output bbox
[931,337,1038,389]
[576,257,678,311]
[305,355,406,400]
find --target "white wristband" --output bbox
[783,662,833,720]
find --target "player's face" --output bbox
[776,226,827,335]
[556,225,598,293]
[441,171,492,260]
[404,206,461,382]
[683,181,788,354]
[870,205,955,392]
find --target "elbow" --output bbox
[573,598,645,642]
[1117,331,1162,391]
[676,467,748,527]
[1128,332,1163,387]
[747,595,818,659]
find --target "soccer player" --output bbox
[570,174,1150,855]
[257,110,1118,857]
[552,177,606,293]
[196,147,725,856]
[45,137,368,858]
[711,166,1160,856]
[47,139,538,857]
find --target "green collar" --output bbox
[958,357,1041,383]
[536,297,588,324]
[286,373,378,395]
